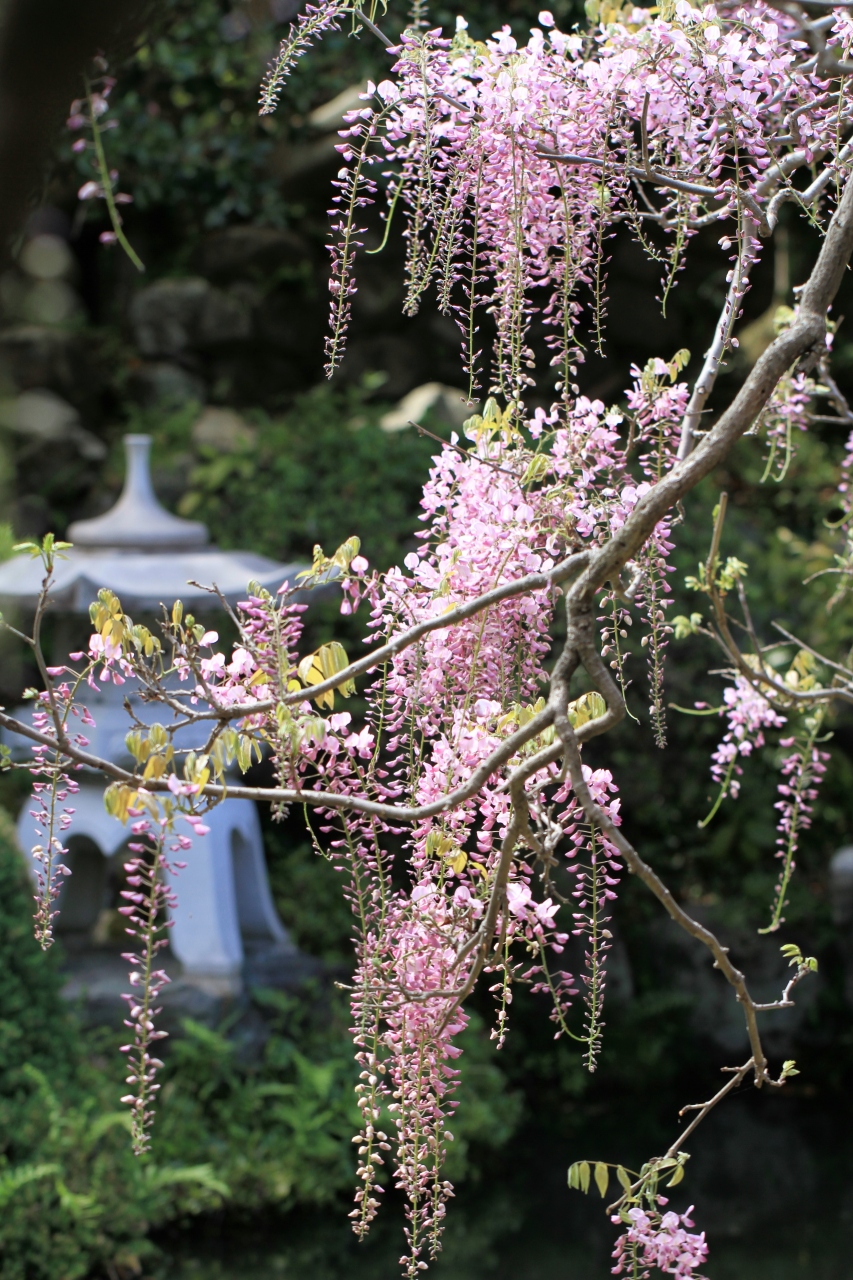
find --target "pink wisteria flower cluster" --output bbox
[611,1202,709,1279]
[707,673,787,803]
[696,661,829,930]
[261,0,853,407]
[66,378,689,1271]
[8,0,853,1277]
[28,682,94,947]
[66,58,144,270]
[118,813,185,1155]
[764,719,830,931]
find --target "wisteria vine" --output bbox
[4,1,853,1277]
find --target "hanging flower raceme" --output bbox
[701,672,787,825]
[259,0,852,401]
[26,681,96,949]
[762,713,829,934]
[52,371,719,1270]
[557,765,622,1070]
[611,1202,709,1280]
[118,813,185,1155]
[67,59,143,270]
[760,370,814,482]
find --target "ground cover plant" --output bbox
[0,811,521,1279]
[6,0,853,1275]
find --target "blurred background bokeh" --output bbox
[1,0,853,1276]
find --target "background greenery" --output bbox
[2,0,853,1274]
[0,811,522,1279]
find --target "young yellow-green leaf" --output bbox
[578,1161,591,1194]
[450,850,468,875]
[522,453,550,485]
[616,1165,632,1192]
[319,641,355,696]
[667,1164,685,1188]
[667,348,691,381]
[331,535,361,570]
[298,652,320,685]
[142,755,166,781]
[104,783,138,824]
[594,1163,609,1198]
[568,1162,579,1190]
[568,691,606,729]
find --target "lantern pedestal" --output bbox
[16,781,293,994]
[0,433,315,998]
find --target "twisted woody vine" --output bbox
[5,0,853,1273]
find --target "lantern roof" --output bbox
[0,434,305,611]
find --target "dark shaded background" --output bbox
[1,2,853,1276]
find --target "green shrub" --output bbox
[129,381,448,574]
[0,809,76,1091]
[0,816,521,1277]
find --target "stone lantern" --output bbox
[0,435,308,998]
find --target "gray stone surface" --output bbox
[0,432,308,607]
[130,277,211,357]
[647,904,820,1058]
[0,324,93,399]
[192,406,257,452]
[0,387,106,458]
[130,278,254,359]
[196,286,253,348]
[128,360,206,407]
[197,226,307,282]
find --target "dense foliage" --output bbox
[135,382,450,571]
[0,815,520,1277]
[5,0,853,1275]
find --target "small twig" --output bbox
[771,621,853,679]
[640,91,652,178]
[669,1059,754,1153]
[705,491,728,587]
[86,79,144,273]
[350,7,394,48]
[411,421,522,478]
[605,1059,754,1215]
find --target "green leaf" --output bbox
[143,1163,230,1198]
[672,612,703,640]
[85,1111,132,1147]
[594,1162,609,1198]
[13,540,41,559]
[667,1164,685,1187]
[616,1165,632,1191]
[579,1161,591,1193]
[0,1162,60,1208]
[667,348,691,381]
